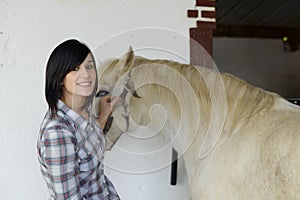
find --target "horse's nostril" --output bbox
[132,91,141,98]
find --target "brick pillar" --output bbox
[188,0,216,65]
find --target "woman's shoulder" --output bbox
[39,110,76,139]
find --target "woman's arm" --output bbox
[97,96,120,129]
[38,128,83,200]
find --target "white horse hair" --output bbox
[97,48,300,200]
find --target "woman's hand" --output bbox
[97,96,120,129]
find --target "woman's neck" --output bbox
[61,95,88,120]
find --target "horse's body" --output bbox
[97,49,300,200]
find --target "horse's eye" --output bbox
[96,90,109,97]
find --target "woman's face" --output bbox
[62,53,96,101]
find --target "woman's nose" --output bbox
[79,67,90,78]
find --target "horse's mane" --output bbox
[221,72,279,130]
[132,56,280,136]
[134,55,279,103]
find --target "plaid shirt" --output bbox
[37,100,120,200]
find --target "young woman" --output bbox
[37,39,120,200]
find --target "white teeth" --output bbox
[77,82,91,86]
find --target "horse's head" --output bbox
[95,47,142,148]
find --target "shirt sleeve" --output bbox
[39,127,83,200]
[105,176,121,200]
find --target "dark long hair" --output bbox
[45,39,98,115]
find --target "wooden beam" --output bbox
[214,25,300,42]
[214,25,300,51]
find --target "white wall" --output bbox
[0,0,194,199]
[2,1,300,200]
[213,37,300,98]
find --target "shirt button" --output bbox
[97,140,100,144]
[90,127,93,131]
[88,152,91,155]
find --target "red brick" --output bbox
[197,21,216,29]
[196,0,215,7]
[187,9,199,18]
[189,28,214,62]
[202,11,215,19]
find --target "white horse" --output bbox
[97,48,300,200]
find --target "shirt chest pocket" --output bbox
[78,148,96,172]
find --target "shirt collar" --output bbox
[57,100,90,130]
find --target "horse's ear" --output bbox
[116,46,134,73]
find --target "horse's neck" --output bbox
[130,61,217,153]
[221,73,277,133]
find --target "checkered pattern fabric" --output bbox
[37,100,120,200]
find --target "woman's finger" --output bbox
[110,96,120,107]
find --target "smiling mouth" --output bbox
[77,81,92,86]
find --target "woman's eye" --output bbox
[86,65,94,69]
[95,90,109,97]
